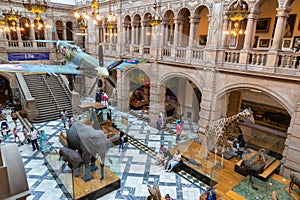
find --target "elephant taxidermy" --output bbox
[66,122,108,182]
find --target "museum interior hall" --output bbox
[0,0,300,199]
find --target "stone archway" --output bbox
[0,73,17,108]
[214,85,291,159]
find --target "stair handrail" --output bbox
[56,75,72,100]
[41,75,62,112]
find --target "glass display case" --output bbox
[43,104,121,199]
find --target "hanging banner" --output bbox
[8,53,50,61]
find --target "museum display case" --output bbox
[43,106,121,199]
[240,120,284,159]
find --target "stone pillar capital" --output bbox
[189,17,200,24]
[276,8,291,18]
[247,11,259,20]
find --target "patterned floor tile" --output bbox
[0,106,206,200]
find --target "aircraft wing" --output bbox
[0,64,82,75]
[108,58,148,71]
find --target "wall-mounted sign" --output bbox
[8,53,49,61]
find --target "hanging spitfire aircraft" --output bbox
[0,40,147,90]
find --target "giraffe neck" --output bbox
[223,113,241,127]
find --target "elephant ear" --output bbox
[73,122,107,158]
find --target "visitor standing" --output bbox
[179,116,184,129]
[60,109,68,128]
[119,130,125,152]
[156,115,163,134]
[13,127,23,145]
[175,120,181,143]
[11,110,18,128]
[29,127,39,151]
[39,130,48,153]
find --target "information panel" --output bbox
[8,53,50,61]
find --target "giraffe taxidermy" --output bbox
[205,108,255,168]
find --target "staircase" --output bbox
[23,74,73,123]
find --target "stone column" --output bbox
[188,18,199,48]
[140,21,146,46]
[122,23,126,44]
[173,19,180,47]
[178,22,184,47]
[271,8,290,51]
[160,21,166,46]
[198,69,215,136]
[30,22,37,48]
[30,23,35,40]
[280,101,300,178]
[242,11,259,50]
[135,24,139,45]
[266,8,290,68]
[103,27,107,43]
[43,26,48,40]
[16,21,22,47]
[116,69,130,112]
[62,25,67,40]
[239,11,259,65]
[221,15,229,48]
[131,22,135,45]
[149,62,165,126]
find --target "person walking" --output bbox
[13,127,23,145]
[39,130,48,153]
[29,127,39,151]
[119,130,125,152]
[10,110,18,128]
[156,115,163,134]
[60,109,68,128]
[175,120,181,143]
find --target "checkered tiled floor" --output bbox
[0,104,204,200]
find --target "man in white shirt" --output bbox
[29,127,39,151]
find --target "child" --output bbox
[13,127,23,144]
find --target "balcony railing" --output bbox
[6,40,50,49]
[192,48,204,60]
[143,46,150,55]
[23,41,33,48]
[161,47,171,57]
[248,51,267,66]
[224,50,240,64]
[112,44,117,52]
[8,40,19,48]
[133,45,139,55]
[277,52,300,69]
[176,47,186,59]
[37,42,47,48]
